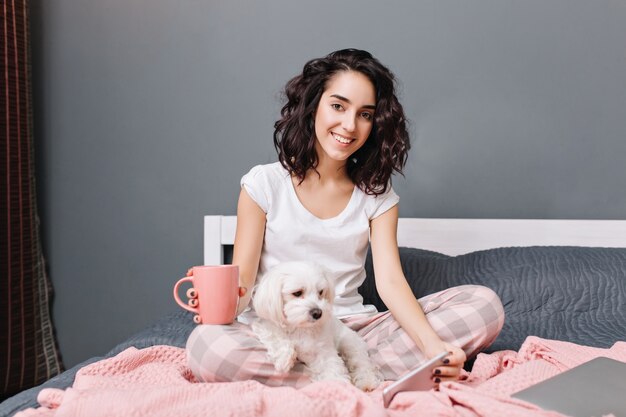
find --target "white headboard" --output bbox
[204,216,626,265]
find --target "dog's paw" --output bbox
[310,360,351,384]
[351,366,384,391]
[271,347,297,374]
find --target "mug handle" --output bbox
[173,276,199,314]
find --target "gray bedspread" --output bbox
[3,246,625,416]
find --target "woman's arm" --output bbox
[369,205,465,380]
[232,187,266,315]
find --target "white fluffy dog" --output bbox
[251,261,383,391]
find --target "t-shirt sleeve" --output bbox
[369,185,400,220]
[240,165,270,213]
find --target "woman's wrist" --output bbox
[409,329,444,357]
[421,338,449,358]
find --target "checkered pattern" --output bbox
[186,284,504,385]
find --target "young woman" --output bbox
[186,49,504,388]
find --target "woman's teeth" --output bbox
[333,133,353,144]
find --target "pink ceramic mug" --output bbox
[173,265,239,325]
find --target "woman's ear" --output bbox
[252,270,286,326]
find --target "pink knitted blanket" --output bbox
[16,336,626,417]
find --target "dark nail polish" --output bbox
[434,369,441,375]
[434,377,441,383]
[443,358,450,365]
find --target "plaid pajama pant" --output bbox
[186,284,504,387]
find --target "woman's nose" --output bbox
[342,114,356,132]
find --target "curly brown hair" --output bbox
[273,49,410,196]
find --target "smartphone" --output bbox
[382,351,449,408]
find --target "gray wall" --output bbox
[31,0,626,368]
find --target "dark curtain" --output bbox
[1,0,63,400]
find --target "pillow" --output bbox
[360,246,626,352]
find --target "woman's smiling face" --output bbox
[313,71,376,164]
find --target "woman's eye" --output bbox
[331,103,343,111]
[292,291,303,297]
[361,112,373,120]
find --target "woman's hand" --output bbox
[424,341,467,384]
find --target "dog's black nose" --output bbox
[310,308,322,320]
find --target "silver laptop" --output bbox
[512,357,626,417]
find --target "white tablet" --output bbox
[382,351,449,408]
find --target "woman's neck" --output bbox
[292,155,355,219]
[309,149,349,184]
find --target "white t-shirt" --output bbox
[239,162,399,322]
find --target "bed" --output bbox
[3,216,626,416]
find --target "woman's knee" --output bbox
[186,323,259,383]
[461,284,505,346]
[186,323,312,387]
[467,285,504,326]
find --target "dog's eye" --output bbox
[292,290,303,297]
[318,290,324,296]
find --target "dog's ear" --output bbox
[252,269,286,325]
[314,264,335,302]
